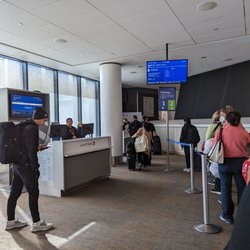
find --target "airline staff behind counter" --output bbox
[62,117,79,140]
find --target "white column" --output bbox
[100,63,122,164]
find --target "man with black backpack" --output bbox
[180,118,200,172]
[5,108,53,232]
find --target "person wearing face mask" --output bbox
[219,105,234,124]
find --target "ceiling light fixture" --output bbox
[138,65,143,68]
[53,38,68,44]
[201,56,207,59]
[18,22,23,26]
[130,71,137,74]
[197,1,217,11]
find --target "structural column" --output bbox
[100,63,122,165]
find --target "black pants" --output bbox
[184,146,191,169]
[7,164,40,223]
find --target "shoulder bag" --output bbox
[134,129,148,153]
[208,127,224,164]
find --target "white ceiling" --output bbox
[0,0,250,87]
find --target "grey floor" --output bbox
[0,155,234,250]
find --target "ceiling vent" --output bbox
[197,1,217,11]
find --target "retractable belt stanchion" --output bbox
[194,153,222,233]
[185,144,201,194]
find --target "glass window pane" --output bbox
[81,78,98,136]
[0,57,23,89]
[58,72,78,126]
[28,64,55,122]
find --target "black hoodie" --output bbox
[18,119,40,170]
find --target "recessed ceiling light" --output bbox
[53,38,68,44]
[18,22,23,26]
[130,71,137,74]
[138,65,143,68]
[201,56,207,59]
[197,1,217,11]
[224,58,233,62]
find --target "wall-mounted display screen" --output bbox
[9,93,44,119]
[147,59,188,84]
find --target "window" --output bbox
[81,78,98,136]
[58,72,78,126]
[0,56,23,89]
[28,64,55,122]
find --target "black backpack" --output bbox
[126,140,136,156]
[187,126,200,145]
[0,122,22,164]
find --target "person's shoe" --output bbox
[211,189,221,195]
[142,167,149,171]
[218,198,222,204]
[31,220,53,233]
[183,168,190,172]
[219,213,234,225]
[208,178,215,185]
[5,219,27,230]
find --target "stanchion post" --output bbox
[194,154,222,233]
[185,144,201,194]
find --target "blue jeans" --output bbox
[218,157,246,219]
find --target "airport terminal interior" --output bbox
[1,0,250,249]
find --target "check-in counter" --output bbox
[38,136,111,197]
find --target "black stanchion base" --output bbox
[185,188,202,194]
[194,224,222,234]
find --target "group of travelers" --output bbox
[125,115,157,171]
[180,105,250,249]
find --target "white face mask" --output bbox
[219,116,225,123]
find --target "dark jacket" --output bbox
[128,120,142,136]
[63,126,79,140]
[224,183,250,250]
[18,119,40,170]
[180,123,200,147]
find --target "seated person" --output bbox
[63,117,79,140]
[77,122,83,137]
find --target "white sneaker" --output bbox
[183,168,190,172]
[5,219,27,230]
[31,220,53,233]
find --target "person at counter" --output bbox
[63,117,79,140]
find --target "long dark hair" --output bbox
[143,121,151,132]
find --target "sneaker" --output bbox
[219,213,234,225]
[5,219,27,230]
[208,178,215,185]
[31,220,53,233]
[183,168,190,172]
[211,189,221,195]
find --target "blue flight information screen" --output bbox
[147,59,188,84]
[11,94,43,118]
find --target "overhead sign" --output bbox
[159,87,176,111]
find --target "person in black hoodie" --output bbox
[5,108,53,233]
[180,117,200,172]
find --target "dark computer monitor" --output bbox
[80,123,94,137]
[49,124,67,141]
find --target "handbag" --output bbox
[134,129,148,153]
[208,128,224,164]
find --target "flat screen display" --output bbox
[9,93,44,119]
[147,59,188,84]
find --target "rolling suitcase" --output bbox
[152,135,162,155]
